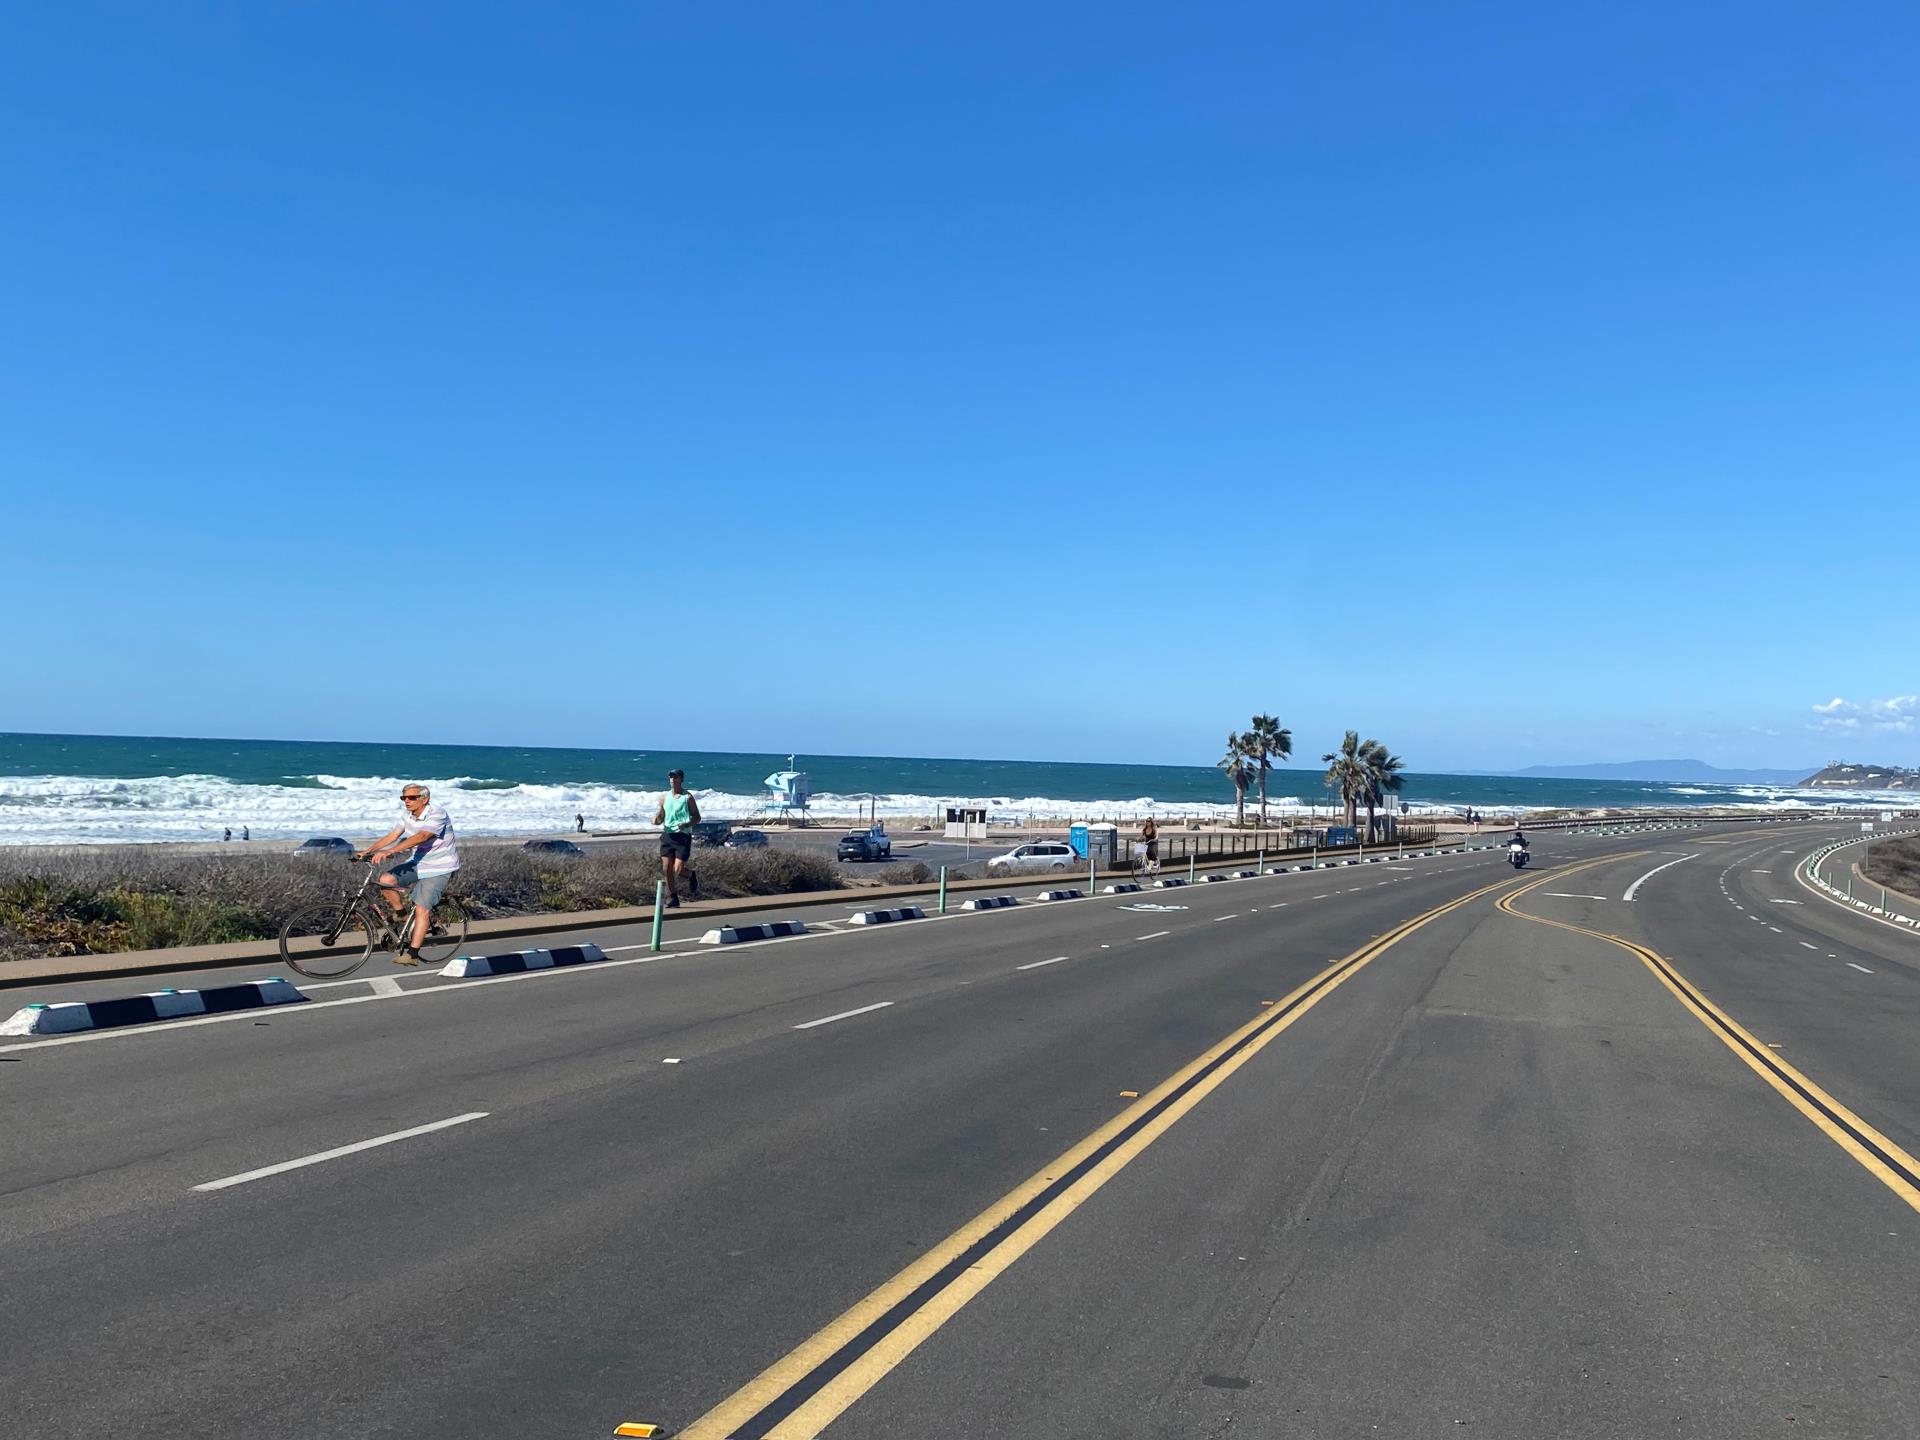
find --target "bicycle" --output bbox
[278,859,470,979]
[1129,840,1161,886]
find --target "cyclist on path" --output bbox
[357,784,462,964]
[655,768,701,908]
[1141,815,1159,875]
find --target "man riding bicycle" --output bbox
[356,783,462,965]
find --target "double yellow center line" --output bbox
[670,870,1524,1439]
[1499,865,1920,1214]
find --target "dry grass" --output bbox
[0,845,842,962]
[1861,836,1920,904]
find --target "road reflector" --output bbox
[615,1424,665,1437]
[1119,1090,1138,1098]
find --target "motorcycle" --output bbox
[1507,842,1530,870]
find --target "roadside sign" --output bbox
[1861,822,1875,832]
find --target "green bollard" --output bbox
[1257,847,1264,876]
[1089,854,1097,896]
[650,878,665,952]
[939,864,948,915]
[1188,854,1196,885]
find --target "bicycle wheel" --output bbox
[414,894,470,966]
[280,901,376,978]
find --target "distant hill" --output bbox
[1799,762,1920,790]
[1483,759,1811,785]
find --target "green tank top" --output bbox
[662,791,692,832]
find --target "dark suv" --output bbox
[837,831,891,862]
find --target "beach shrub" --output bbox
[0,842,845,962]
[1861,836,1920,903]
[879,862,934,885]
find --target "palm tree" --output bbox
[1360,738,1406,843]
[1219,732,1254,825]
[1322,730,1368,833]
[1246,715,1292,824]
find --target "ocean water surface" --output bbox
[0,733,1899,845]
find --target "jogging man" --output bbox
[356,784,462,964]
[654,769,701,908]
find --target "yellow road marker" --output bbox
[666,870,1525,1440]
[615,1425,664,1437]
[1499,868,1920,1215]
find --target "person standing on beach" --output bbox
[576,812,585,833]
[223,827,232,843]
[654,769,701,908]
[242,825,250,841]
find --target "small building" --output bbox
[944,806,988,842]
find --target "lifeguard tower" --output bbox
[762,757,813,826]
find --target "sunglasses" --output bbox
[402,793,423,801]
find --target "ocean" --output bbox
[0,732,1898,846]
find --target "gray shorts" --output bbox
[387,863,453,909]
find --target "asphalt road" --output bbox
[5,817,1915,1439]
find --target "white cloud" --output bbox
[1810,694,1917,733]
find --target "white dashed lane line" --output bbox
[1017,955,1071,971]
[192,1112,489,1193]
[794,1001,894,1031]
[1135,931,1171,942]
[1848,963,1876,974]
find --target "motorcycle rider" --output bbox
[1509,824,1529,852]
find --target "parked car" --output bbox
[691,820,735,847]
[724,829,770,849]
[837,825,893,862]
[523,839,584,856]
[986,841,1078,875]
[292,837,354,857]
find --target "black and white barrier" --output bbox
[849,907,926,926]
[702,922,809,945]
[1155,877,1189,889]
[1036,889,1083,902]
[1103,883,1143,895]
[962,896,1019,911]
[0,978,306,1037]
[1264,866,1289,874]
[1201,873,1229,883]
[441,943,609,978]
[1232,870,1258,879]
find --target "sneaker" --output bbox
[666,896,681,910]
[392,949,422,968]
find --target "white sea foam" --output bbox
[0,772,1906,846]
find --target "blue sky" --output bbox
[4,2,1915,772]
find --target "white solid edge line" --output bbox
[793,1000,894,1030]
[1016,955,1071,970]
[1622,853,1695,902]
[1541,893,1608,900]
[193,1112,489,1192]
